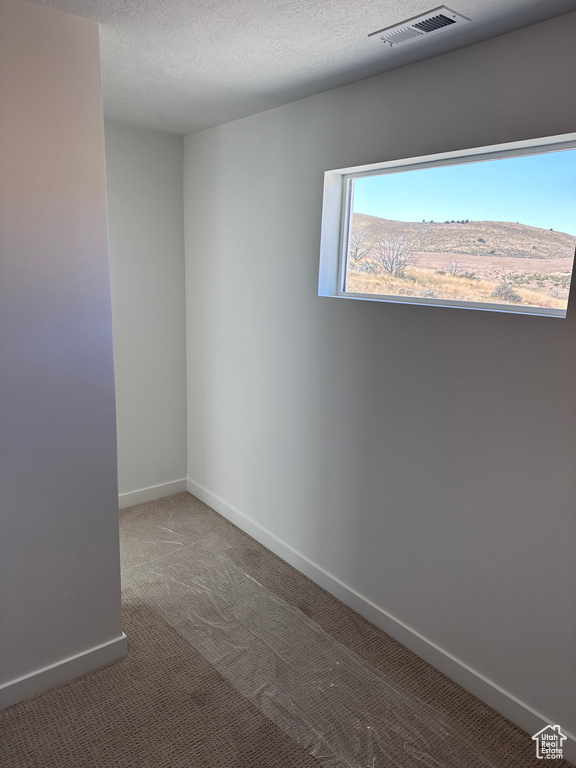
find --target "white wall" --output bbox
[184,12,576,746]
[105,122,187,506]
[0,0,125,706]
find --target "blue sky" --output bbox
[352,148,576,237]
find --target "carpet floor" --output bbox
[0,492,571,767]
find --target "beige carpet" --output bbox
[0,492,571,767]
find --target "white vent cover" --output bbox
[369,6,470,47]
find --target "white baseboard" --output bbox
[186,477,576,765]
[119,479,187,509]
[0,634,128,711]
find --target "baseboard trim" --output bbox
[186,477,576,764]
[0,633,128,710]
[119,479,187,509]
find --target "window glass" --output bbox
[343,150,576,315]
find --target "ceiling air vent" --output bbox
[369,6,470,47]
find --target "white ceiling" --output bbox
[30,0,576,135]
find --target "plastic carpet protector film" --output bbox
[122,525,499,768]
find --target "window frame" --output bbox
[318,133,576,318]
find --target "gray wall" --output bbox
[184,14,576,734]
[105,122,187,502]
[0,0,124,699]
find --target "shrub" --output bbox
[492,282,522,303]
[371,234,417,276]
[447,260,461,276]
[357,262,377,273]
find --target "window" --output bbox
[319,134,576,317]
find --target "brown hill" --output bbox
[352,213,576,260]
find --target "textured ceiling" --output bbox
[29,0,576,134]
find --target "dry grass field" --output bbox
[348,213,575,309]
[347,267,567,309]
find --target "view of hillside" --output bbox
[347,213,576,310]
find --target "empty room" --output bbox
[1,0,575,765]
